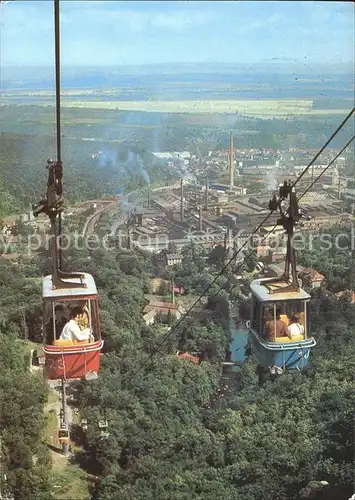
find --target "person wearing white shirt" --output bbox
[287,313,305,337]
[60,306,92,343]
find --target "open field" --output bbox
[61,99,351,118]
[2,66,352,121]
[61,99,315,115]
[1,98,348,118]
[62,98,309,116]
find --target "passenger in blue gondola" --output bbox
[264,306,287,341]
[287,312,305,337]
[262,308,272,338]
[60,306,92,343]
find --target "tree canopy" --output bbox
[0,224,354,499]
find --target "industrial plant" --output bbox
[2,135,352,262]
[107,136,354,255]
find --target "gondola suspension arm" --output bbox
[32,0,85,289]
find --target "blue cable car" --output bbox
[247,181,316,373]
[247,279,316,372]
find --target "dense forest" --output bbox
[0,224,354,499]
[0,261,52,499]
[297,225,355,293]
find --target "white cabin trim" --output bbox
[42,273,98,299]
[250,278,311,302]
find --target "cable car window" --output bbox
[43,301,53,344]
[74,301,89,330]
[43,302,68,345]
[304,301,310,338]
[284,300,307,334]
[261,303,277,339]
[45,300,97,345]
[250,295,255,323]
[269,301,290,326]
[261,300,308,338]
[261,301,306,331]
[251,298,261,334]
[90,299,100,341]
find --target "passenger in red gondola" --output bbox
[77,302,89,330]
[264,307,288,341]
[59,306,92,343]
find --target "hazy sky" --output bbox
[1,1,354,67]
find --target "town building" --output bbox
[298,268,325,289]
[166,253,183,266]
[143,299,183,325]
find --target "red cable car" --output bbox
[42,273,104,380]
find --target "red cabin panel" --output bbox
[43,340,103,380]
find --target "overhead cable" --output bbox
[54,0,63,268]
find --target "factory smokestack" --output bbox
[180,179,184,221]
[147,184,151,208]
[205,176,209,211]
[199,206,203,231]
[229,132,234,188]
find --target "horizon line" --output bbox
[2,61,353,69]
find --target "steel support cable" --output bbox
[125,123,354,387]
[54,0,62,268]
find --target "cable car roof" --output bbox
[42,272,98,299]
[250,278,311,302]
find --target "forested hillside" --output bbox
[297,225,355,292]
[0,231,354,499]
[0,262,52,499]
